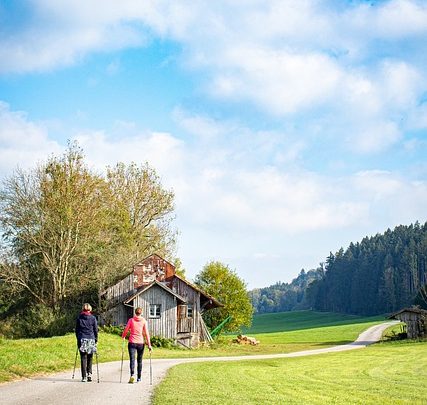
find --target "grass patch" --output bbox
[153,340,427,405]
[0,332,124,383]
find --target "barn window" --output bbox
[149,304,161,318]
[187,304,193,318]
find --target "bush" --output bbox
[0,304,77,338]
[150,335,176,349]
[99,324,124,336]
[100,326,177,348]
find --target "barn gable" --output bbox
[124,281,186,340]
[132,254,176,287]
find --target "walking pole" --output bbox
[149,350,152,385]
[72,347,78,379]
[120,340,125,383]
[95,350,100,383]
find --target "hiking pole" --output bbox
[72,347,78,379]
[149,350,153,385]
[95,350,100,383]
[120,340,125,383]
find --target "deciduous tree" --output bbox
[195,261,253,333]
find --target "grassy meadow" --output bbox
[0,310,394,384]
[153,339,427,405]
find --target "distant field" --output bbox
[0,311,387,383]
[242,310,384,334]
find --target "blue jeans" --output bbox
[128,342,145,379]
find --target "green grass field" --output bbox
[151,312,426,405]
[153,339,427,405]
[0,311,393,384]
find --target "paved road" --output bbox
[0,321,398,405]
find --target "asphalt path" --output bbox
[0,321,398,405]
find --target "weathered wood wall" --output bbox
[171,277,201,335]
[396,312,427,339]
[103,274,135,306]
[134,284,177,339]
[99,303,130,326]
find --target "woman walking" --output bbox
[75,303,98,382]
[122,307,152,383]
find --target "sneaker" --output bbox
[136,378,141,383]
[87,374,92,382]
[81,377,87,382]
[128,376,135,384]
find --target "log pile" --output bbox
[233,334,259,345]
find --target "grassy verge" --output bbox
[0,332,124,383]
[153,340,427,405]
[0,311,386,383]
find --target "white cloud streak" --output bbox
[0,102,61,174]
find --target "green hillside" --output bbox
[242,310,384,334]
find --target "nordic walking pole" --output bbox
[149,349,152,385]
[120,339,125,383]
[72,347,78,379]
[95,350,100,383]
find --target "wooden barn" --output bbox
[101,254,222,348]
[389,307,427,339]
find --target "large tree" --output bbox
[195,261,253,333]
[0,143,176,315]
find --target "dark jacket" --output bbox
[75,311,98,344]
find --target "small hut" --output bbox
[389,307,427,339]
[100,254,222,347]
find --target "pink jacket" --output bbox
[121,316,151,346]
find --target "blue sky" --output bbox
[1,0,426,289]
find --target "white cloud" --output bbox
[347,121,402,154]
[209,47,343,115]
[0,1,147,73]
[0,102,61,175]
[73,129,185,179]
[374,0,427,37]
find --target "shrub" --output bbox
[99,324,124,336]
[0,304,77,338]
[150,335,176,349]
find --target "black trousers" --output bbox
[128,342,145,379]
[79,351,93,378]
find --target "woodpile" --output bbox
[233,334,259,345]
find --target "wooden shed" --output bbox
[389,307,427,339]
[100,254,222,348]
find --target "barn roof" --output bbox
[124,280,186,304]
[389,307,427,318]
[172,274,223,309]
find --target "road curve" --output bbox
[0,321,398,405]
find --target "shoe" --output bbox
[128,376,135,384]
[81,377,87,382]
[87,374,92,382]
[136,378,141,383]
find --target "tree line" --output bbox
[249,268,323,314]
[251,222,427,316]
